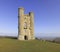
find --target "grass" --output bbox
[0,38,60,52]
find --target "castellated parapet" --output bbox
[18,8,35,40]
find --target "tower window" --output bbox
[24,22,27,29]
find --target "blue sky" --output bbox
[0,0,60,36]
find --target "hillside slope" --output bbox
[0,38,60,52]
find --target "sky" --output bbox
[0,0,60,37]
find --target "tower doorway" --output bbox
[24,35,28,40]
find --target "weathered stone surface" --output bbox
[18,8,35,40]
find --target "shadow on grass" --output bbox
[0,36,18,39]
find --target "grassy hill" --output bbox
[0,38,60,52]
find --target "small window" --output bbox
[24,22,27,29]
[24,29,26,33]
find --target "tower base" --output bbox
[18,35,35,40]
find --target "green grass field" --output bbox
[0,38,60,52]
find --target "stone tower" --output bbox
[18,8,35,40]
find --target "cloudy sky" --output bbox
[0,0,60,37]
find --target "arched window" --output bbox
[24,22,27,29]
[24,29,26,34]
